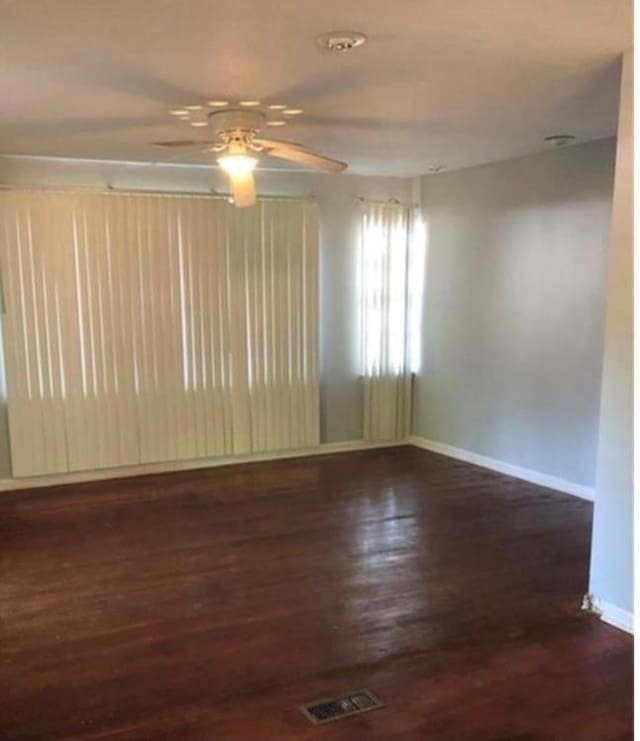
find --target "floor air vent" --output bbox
[300,689,383,724]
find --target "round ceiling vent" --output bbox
[317,31,367,52]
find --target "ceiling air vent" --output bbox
[317,31,368,53]
[545,134,577,147]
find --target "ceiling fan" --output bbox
[153,108,347,207]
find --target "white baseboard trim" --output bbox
[409,435,594,501]
[0,439,407,492]
[593,597,634,634]
[0,434,596,503]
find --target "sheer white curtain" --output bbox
[360,202,417,441]
[0,189,319,477]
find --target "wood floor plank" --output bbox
[0,446,632,739]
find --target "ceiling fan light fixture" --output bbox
[208,100,229,107]
[268,104,288,110]
[170,109,189,116]
[217,154,258,176]
[159,106,347,208]
[283,108,303,115]
[239,100,261,107]
[185,105,204,111]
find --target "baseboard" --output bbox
[0,439,407,492]
[0,434,596,502]
[409,436,594,501]
[593,597,634,634]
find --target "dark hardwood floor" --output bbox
[0,446,632,740]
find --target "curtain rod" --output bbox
[354,196,418,208]
[0,183,317,202]
[0,184,418,208]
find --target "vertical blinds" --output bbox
[0,190,319,477]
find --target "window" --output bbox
[360,202,425,440]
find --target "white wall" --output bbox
[589,50,633,617]
[0,156,415,476]
[413,138,616,489]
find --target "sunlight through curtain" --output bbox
[0,190,319,476]
[360,202,424,441]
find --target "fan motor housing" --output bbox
[209,108,266,135]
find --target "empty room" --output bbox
[0,1,634,739]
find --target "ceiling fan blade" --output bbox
[152,139,217,148]
[230,170,257,208]
[143,147,212,166]
[261,143,347,173]
[254,137,306,150]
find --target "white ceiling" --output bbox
[0,0,631,176]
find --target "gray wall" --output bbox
[413,138,616,488]
[0,156,415,476]
[589,52,633,614]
